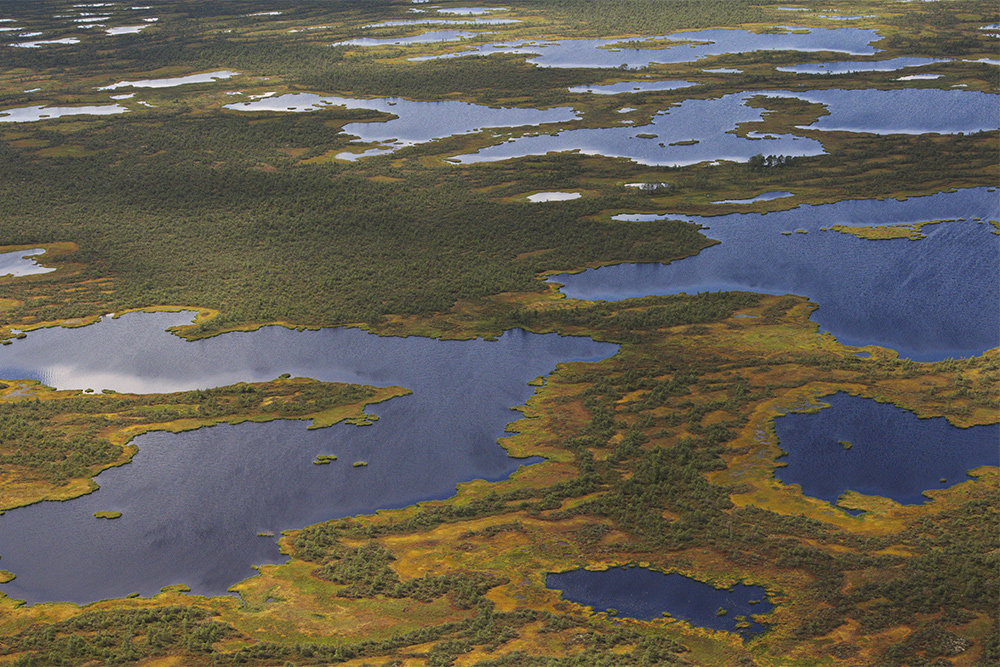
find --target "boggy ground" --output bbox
[0,0,995,338]
[0,0,995,664]
[0,292,994,666]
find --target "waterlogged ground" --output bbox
[0,0,996,657]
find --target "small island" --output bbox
[93,511,122,520]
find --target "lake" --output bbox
[548,567,773,636]
[0,313,616,603]
[0,103,128,122]
[412,26,881,68]
[453,88,999,164]
[773,393,1000,506]
[224,93,579,156]
[551,188,1000,361]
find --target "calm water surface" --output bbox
[334,30,478,46]
[552,188,1000,361]
[0,103,127,122]
[0,248,54,276]
[413,27,880,68]
[777,56,945,74]
[364,17,518,27]
[98,70,237,90]
[568,80,696,95]
[774,393,1000,506]
[224,93,578,155]
[454,88,999,164]
[548,567,773,636]
[454,92,825,166]
[0,315,616,603]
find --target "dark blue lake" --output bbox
[0,314,616,603]
[548,567,773,637]
[773,393,1000,506]
[551,188,1000,361]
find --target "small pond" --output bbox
[98,69,238,90]
[0,103,128,122]
[550,187,1000,361]
[0,312,617,603]
[105,25,149,35]
[0,248,55,277]
[335,29,478,46]
[11,37,80,47]
[527,191,581,202]
[711,191,793,205]
[773,393,1000,506]
[568,80,696,95]
[548,567,773,637]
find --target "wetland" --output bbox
[0,0,994,663]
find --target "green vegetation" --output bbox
[93,510,122,519]
[0,0,994,664]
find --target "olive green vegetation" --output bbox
[0,139,712,333]
[0,0,995,665]
[0,0,995,335]
[93,510,123,519]
[5,294,992,666]
[284,294,999,667]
